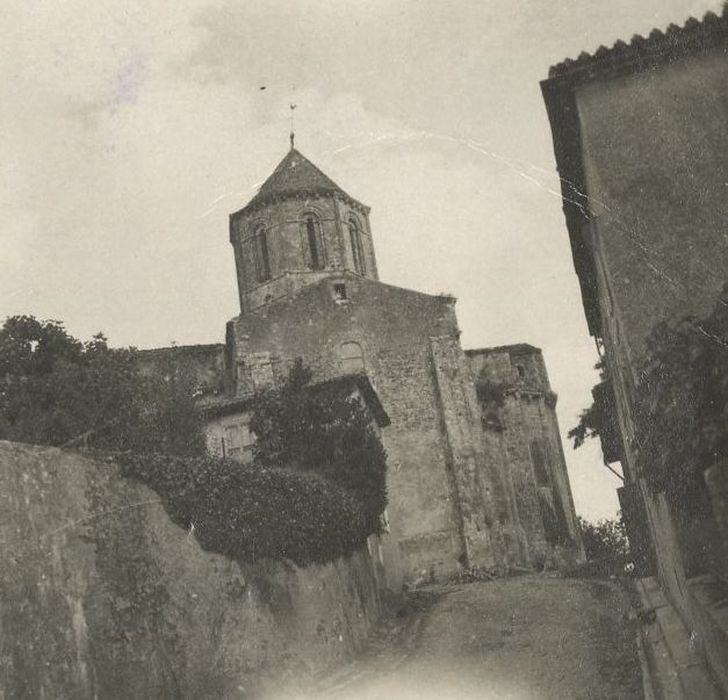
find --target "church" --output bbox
[141,143,583,584]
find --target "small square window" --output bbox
[333,283,348,301]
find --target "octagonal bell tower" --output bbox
[229,145,379,315]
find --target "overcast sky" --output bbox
[2,0,721,520]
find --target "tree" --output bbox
[249,359,388,534]
[570,282,728,513]
[633,284,728,509]
[578,515,630,576]
[0,315,205,455]
[568,357,614,449]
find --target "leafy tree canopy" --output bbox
[568,357,612,450]
[569,282,728,510]
[249,359,388,534]
[634,285,728,505]
[0,315,204,456]
[578,515,630,577]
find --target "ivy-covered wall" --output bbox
[0,441,382,698]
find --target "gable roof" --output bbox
[540,7,728,338]
[200,373,390,428]
[235,148,368,216]
[466,344,541,357]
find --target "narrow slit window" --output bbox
[306,216,321,270]
[301,213,324,270]
[254,225,271,282]
[530,440,550,486]
[348,217,366,275]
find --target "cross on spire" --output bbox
[289,103,297,149]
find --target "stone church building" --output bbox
[142,146,582,583]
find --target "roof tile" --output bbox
[547,10,728,79]
[237,148,365,215]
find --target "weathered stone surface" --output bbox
[227,276,488,580]
[218,148,584,581]
[467,346,584,567]
[0,441,382,698]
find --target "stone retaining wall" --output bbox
[0,441,382,698]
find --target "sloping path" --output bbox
[284,574,643,700]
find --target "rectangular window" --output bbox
[340,341,364,372]
[224,424,242,457]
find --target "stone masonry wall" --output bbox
[135,344,227,405]
[0,442,382,699]
[467,347,583,566]
[227,276,509,579]
[429,336,511,571]
[231,195,378,315]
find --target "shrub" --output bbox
[117,452,369,566]
[578,515,630,577]
[250,360,388,535]
[474,379,508,407]
[474,376,510,427]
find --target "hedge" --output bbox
[117,452,369,566]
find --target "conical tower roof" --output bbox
[237,148,367,214]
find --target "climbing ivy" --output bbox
[570,283,728,512]
[249,359,388,535]
[633,284,728,509]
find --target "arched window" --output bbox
[301,212,324,270]
[340,341,365,373]
[253,224,271,282]
[530,440,550,486]
[348,217,366,275]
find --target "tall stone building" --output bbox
[217,145,582,580]
[140,145,583,581]
[468,345,580,565]
[542,7,728,693]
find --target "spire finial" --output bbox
[289,103,297,149]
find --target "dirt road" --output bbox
[283,574,643,700]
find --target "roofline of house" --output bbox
[134,343,225,357]
[466,343,542,356]
[200,372,391,427]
